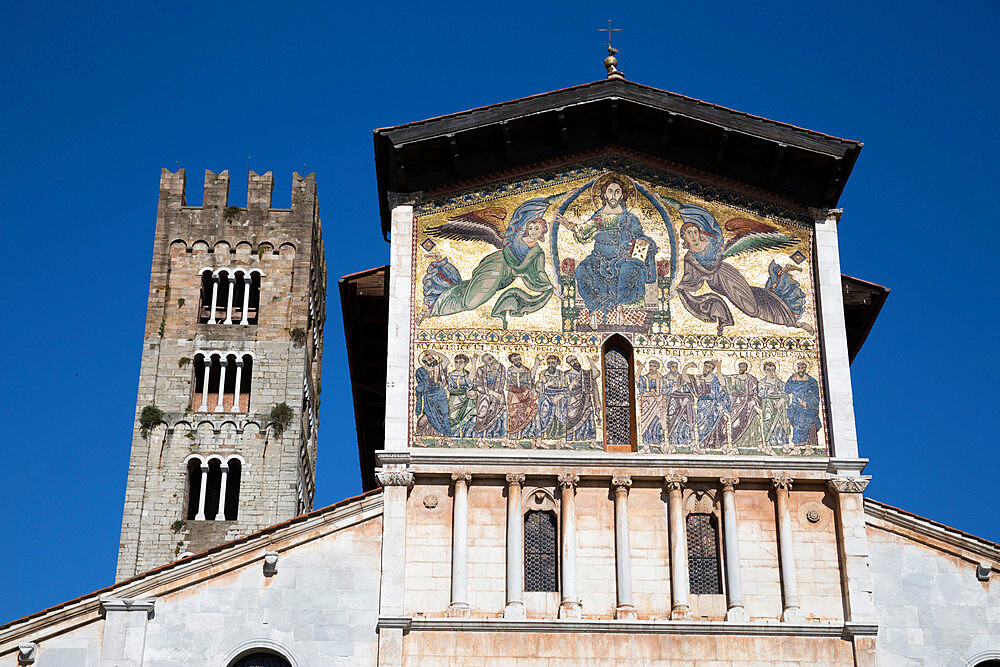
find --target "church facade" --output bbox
[1,72,998,666]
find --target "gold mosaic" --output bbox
[410,158,826,456]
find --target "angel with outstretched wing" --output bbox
[660,200,812,336]
[417,195,563,326]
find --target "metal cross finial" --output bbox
[598,20,624,78]
[598,19,622,50]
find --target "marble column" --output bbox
[198,358,210,412]
[612,474,636,620]
[375,463,413,667]
[207,275,219,324]
[240,273,252,325]
[720,476,748,622]
[504,473,526,619]
[773,475,802,622]
[195,463,209,520]
[230,360,243,413]
[448,472,472,617]
[223,275,236,324]
[558,472,581,618]
[665,474,690,619]
[214,357,228,412]
[214,464,229,520]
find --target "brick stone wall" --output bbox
[116,168,326,581]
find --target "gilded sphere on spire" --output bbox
[604,55,618,69]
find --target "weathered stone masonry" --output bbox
[116,168,326,581]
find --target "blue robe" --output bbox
[785,373,822,445]
[415,366,452,436]
[574,208,658,312]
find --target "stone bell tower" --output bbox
[115,168,326,581]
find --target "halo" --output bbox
[590,172,637,210]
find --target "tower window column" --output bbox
[214,464,229,521]
[240,272,252,325]
[215,357,228,413]
[195,462,209,520]
[224,273,236,324]
[230,360,243,413]
[207,274,220,325]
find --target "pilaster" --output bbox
[376,464,413,667]
[98,597,155,667]
[385,205,414,451]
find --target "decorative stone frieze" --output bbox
[827,476,871,494]
[375,465,415,487]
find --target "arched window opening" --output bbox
[198,270,260,325]
[230,651,291,667]
[198,271,214,323]
[602,336,636,452]
[186,459,203,520]
[203,458,223,521]
[192,353,252,413]
[687,513,723,594]
[224,459,241,520]
[524,510,558,592]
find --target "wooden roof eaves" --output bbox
[842,274,890,364]
[376,78,861,158]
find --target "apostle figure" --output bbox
[447,353,477,437]
[525,355,568,440]
[661,360,695,447]
[564,355,601,441]
[636,359,667,445]
[785,361,822,447]
[759,361,791,451]
[414,350,452,436]
[558,176,658,327]
[506,353,540,439]
[725,361,762,450]
[683,360,731,450]
[472,353,506,438]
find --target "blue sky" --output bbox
[1,0,998,623]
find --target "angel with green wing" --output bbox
[665,202,813,336]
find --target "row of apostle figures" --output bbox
[414,350,601,441]
[414,349,822,452]
[636,358,822,453]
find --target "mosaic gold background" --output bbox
[409,158,827,456]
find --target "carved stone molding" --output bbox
[808,207,843,226]
[720,476,740,490]
[505,473,526,486]
[827,476,871,494]
[611,474,632,489]
[17,643,37,665]
[386,191,425,208]
[557,472,580,489]
[98,596,156,619]
[375,465,415,487]
[451,472,473,485]
[664,474,687,491]
[772,475,794,491]
[263,551,279,576]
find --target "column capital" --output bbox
[827,475,871,494]
[557,472,579,489]
[720,476,740,490]
[505,472,526,486]
[375,465,414,487]
[227,274,236,282]
[451,472,472,485]
[98,596,156,619]
[664,474,687,491]
[200,463,210,472]
[808,207,843,225]
[772,474,794,491]
[611,474,632,490]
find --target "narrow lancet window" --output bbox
[524,510,558,592]
[687,513,723,594]
[602,336,635,451]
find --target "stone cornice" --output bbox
[394,449,868,478]
[865,498,1000,567]
[407,617,876,637]
[0,493,383,651]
